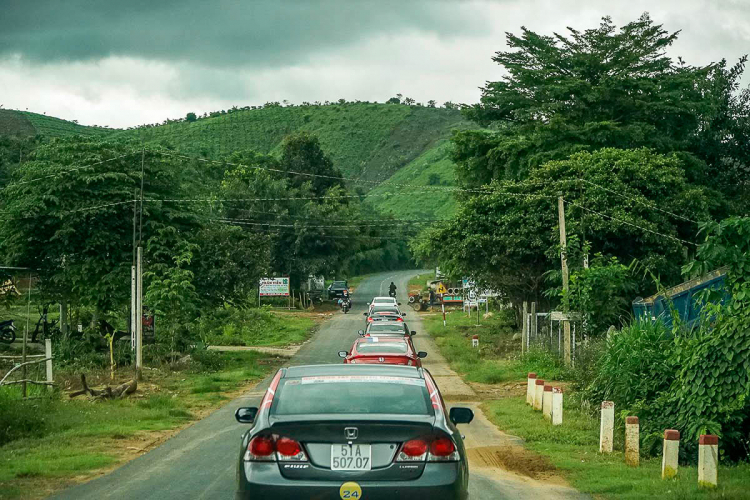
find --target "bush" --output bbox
[580,320,675,409]
[0,391,56,445]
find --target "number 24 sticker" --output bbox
[340,481,362,499]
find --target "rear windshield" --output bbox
[372,306,399,314]
[368,323,404,333]
[373,298,394,303]
[272,376,432,416]
[332,281,347,287]
[356,342,408,354]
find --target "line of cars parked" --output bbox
[233,292,475,499]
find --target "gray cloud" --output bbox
[0,0,491,68]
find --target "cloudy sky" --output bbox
[2,0,749,128]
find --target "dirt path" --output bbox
[400,274,588,499]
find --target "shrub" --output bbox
[0,391,56,445]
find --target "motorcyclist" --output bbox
[389,282,397,297]
[339,289,351,311]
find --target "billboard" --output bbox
[260,277,290,297]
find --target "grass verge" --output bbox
[199,307,317,347]
[420,304,750,498]
[482,398,750,499]
[0,351,279,500]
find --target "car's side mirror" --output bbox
[398,302,402,306]
[367,302,371,306]
[358,330,365,336]
[410,330,417,336]
[363,312,368,316]
[402,312,407,317]
[417,351,427,358]
[235,407,258,424]
[449,407,474,425]
[338,350,348,358]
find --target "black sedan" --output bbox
[234,364,474,500]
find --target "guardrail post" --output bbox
[698,434,718,488]
[625,416,639,466]
[552,387,563,425]
[526,372,536,405]
[599,401,614,453]
[661,430,680,479]
[542,385,553,420]
[533,379,545,411]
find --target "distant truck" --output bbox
[632,268,728,328]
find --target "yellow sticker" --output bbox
[339,481,362,499]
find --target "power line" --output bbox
[564,200,698,247]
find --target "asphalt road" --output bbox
[50,271,582,500]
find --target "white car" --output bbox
[368,296,398,312]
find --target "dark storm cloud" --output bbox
[0,0,489,67]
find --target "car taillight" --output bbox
[428,437,459,461]
[397,439,428,462]
[245,436,275,461]
[244,435,308,462]
[276,437,307,461]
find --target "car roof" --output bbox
[284,364,423,379]
[373,296,396,301]
[368,321,405,328]
[357,336,408,344]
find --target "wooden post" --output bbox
[531,302,537,343]
[45,338,53,392]
[22,272,31,397]
[522,301,528,354]
[136,246,143,381]
[558,195,571,365]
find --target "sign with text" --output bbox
[260,277,290,297]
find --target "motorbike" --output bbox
[340,298,351,314]
[389,289,397,298]
[0,320,16,344]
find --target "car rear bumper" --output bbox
[237,462,467,500]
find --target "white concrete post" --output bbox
[551,387,563,425]
[45,338,53,391]
[625,416,639,466]
[526,372,537,405]
[542,385,553,420]
[661,429,680,479]
[533,379,545,411]
[698,434,718,488]
[599,401,614,453]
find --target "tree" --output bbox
[186,112,197,122]
[386,97,400,104]
[413,148,714,306]
[0,138,201,316]
[403,97,416,106]
[427,100,437,108]
[453,14,735,186]
[279,132,345,197]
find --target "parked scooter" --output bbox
[0,320,16,344]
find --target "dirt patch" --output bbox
[470,380,527,399]
[468,445,558,480]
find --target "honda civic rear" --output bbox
[234,364,473,500]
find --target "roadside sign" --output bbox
[260,277,290,297]
[436,283,447,294]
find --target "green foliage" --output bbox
[279,132,345,196]
[414,148,711,305]
[195,306,314,347]
[558,254,638,335]
[0,391,56,445]
[15,110,113,138]
[580,320,674,410]
[456,14,745,193]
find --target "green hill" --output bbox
[1,103,473,217]
[115,103,467,183]
[0,109,113,138]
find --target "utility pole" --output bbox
[558,195,572,366]
[136,246,143,381]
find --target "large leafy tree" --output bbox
[413,148,714,307]
[0,137,201,315]
[454,13,748,199]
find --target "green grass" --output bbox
[483,398,750,499]
[366,140,460,219]
[421,307,573,384]
[408,272,435,292]
[199,307,316,347]
[0,351,276,498]
[15,111,113,138]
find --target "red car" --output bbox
[338,336,427,367]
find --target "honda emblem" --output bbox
[344,427,358,440]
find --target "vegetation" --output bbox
[482,398,750,500]
[0,351,278,499]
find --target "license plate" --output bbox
[331,444,371,471]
